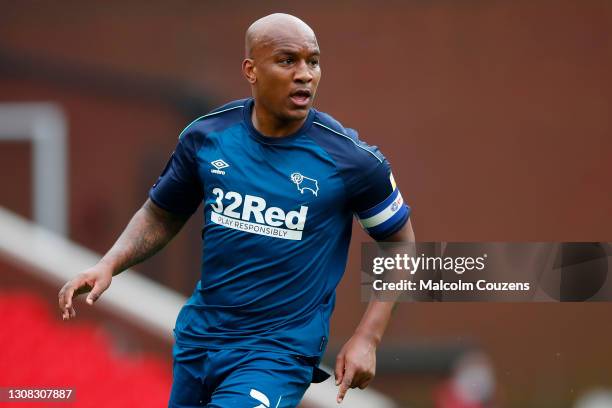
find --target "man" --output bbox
[58,13,415,407]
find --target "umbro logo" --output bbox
[211,159,229,175]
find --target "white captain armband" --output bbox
[356,186,410,241]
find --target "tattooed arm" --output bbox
[58,199,189,319]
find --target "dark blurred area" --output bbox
[1,1,611,407]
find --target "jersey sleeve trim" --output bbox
[357,187,400,224]
[356,187,411,240]
[147,191,191,216]
[363,205,410,240]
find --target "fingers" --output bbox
[64,284,76,310]
[58,281,77,320]
[57,271,107,320]
[86,281,106,305]
[334,353,345,386]
[63,305,76,320]
[336,365,354,404]
[61,284,77,320]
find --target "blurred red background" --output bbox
[1,1,611,407]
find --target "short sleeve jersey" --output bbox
[150,98,410,359]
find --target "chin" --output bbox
[283,107,310,122]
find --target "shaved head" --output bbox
[245,13,317,58]
[242,13,321,136]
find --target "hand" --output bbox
[57,264,113,320]
[334,333,377,403]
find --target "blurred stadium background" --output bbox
[1,1,611,407]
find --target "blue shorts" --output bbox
[168,344,316,408]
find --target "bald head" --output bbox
[242,13,321,130]
[245,13,317,58]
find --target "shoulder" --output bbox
[309,110,398,215]
[309,109,386,169]
[178,98,248,141]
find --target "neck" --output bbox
[251,101,307,137]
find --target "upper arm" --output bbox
[143,198,191,224]
[344,133,411,241]
[148,129,204,216]
[380,218,415,243]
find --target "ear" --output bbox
[242,59,257,84]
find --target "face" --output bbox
[244,31,321,122]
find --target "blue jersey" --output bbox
[150,98,410,360]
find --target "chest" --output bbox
[195,129,347,234]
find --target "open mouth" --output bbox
[289,89,312,107]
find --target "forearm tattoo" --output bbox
[101,200,187,275]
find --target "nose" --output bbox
[294,60,313,83]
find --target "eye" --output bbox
[310,59,320,67]
[279,57,294,65]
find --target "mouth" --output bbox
[289,89,312,107]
